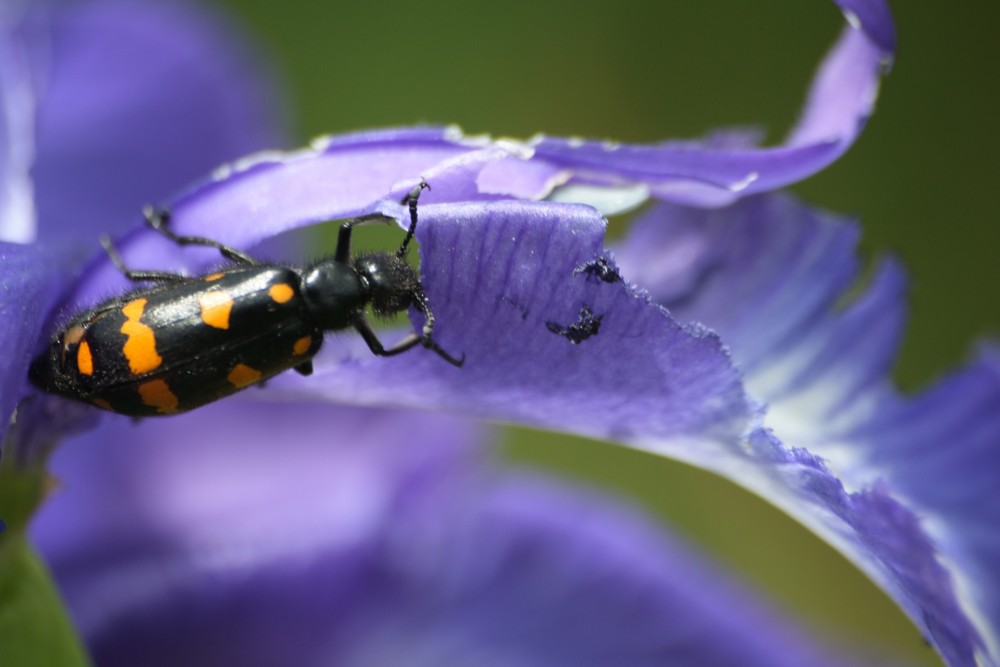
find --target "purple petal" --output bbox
[338,473,849,667]
[31,401,481,578]
[258,200,757,456]
[61,127,486,307]
[27,0,285,243]
[0,8,38,243]
[55,0,894,277]
[834,0,896,52]
[0,242,76,443]
[855,348,1000,666]
[531,1,893,207]
[614,194,999,667]
[32,400,850,667]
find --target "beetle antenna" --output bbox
[397,178,430,258]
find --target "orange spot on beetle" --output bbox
[120,299,162,374]
[227,363,262,389]
[92,398,113,411]
[138,379,179,414]
[76,340,94,376]
[268,283,294,304]
[205,272,225,281]
[293,336,312,356]
[199,290,234,330]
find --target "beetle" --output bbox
[29,181,463,416]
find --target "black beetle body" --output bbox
[30,182,462,416]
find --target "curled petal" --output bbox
[532,0,893,207]
[614,194,999,667]
[854,347,1000,667]
[20,0,898,328]
[834,0,896,52]
[71,0,896,300]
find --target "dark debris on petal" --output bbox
[269,200,757,455]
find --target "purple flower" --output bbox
[32,401,853,667]
[9,2,998,667]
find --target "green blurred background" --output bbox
[213,1,997,664]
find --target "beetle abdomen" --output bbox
[32,267,322,416]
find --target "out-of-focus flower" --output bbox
[10,2,997,667]
[31,401,856,667]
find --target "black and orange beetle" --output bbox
[29,181,463,416]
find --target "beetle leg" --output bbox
[143,205,259,265]
[332,178,428,264]
[354,315,464,367]
[410,288,464,366]
[294,361,313,376]
[101,235,187,283]
[354,316,421,357]
[332,213,395,264]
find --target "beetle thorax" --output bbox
[301,261,366,331]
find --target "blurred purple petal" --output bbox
[0,7,38,243]
[854,348,1000,667]
[531,1,892,207]
[614,194,999,667]
[24,0,284,243]
[32,400,849,667]
[783,27,883,149]
[338,472,850,667]
[834,0,896,52]
[0,242,76,442]
[31,401,481,577]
